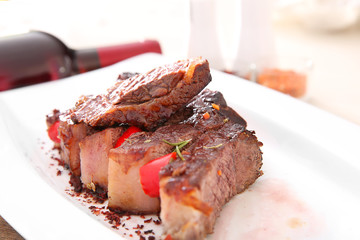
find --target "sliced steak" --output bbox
[107,88,253,216]
[65,58,211,130]
[159,123,263,240]
[108,124,200,214]
[166,88,247,131]
[79,127,125,192]
[58,119,97,176]
[57,72,137,180]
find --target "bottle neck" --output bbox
[72,48,100,74]
[72,40,162,75]
[96,40,162,67]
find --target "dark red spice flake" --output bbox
[153,219,162,225]
[104,211,122,227]
[56,170,62,176]
[133,224,144,230]
[135,230,141,236]
[140,236,146,240]
[148,236,156,240]
[51,156,65,167]
[144,218,152,223]
[144,229,154,235]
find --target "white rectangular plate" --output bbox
[1,53,360,240]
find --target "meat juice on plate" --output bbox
[209,178,323,240]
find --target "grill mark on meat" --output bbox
[159,122,262,240]
[65,58,211,130]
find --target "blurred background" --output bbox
[0,0,360,125]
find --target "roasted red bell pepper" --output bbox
[115,126,142,148]
[139,152,177,198]
[48,121,60,143]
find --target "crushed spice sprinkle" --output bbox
[203,112,210,120]
[217,170,222,176]
[212,103,220,110]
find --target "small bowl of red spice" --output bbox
[236,56,313,99]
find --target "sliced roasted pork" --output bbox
[66,58,211,130]
[108,124,200,214]
[79,127,125,192]
[159,123,263,240]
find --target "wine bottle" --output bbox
[0,31,162,91]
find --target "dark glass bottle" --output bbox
[0,31,162,91]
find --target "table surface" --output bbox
[0,216,24,240]
[1,1,359,238]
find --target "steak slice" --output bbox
[165,88,247,131]
[66,58,211,130]
[56,72,137,181]
[108,124,200,214]
[79,127,125,192]
[159,123,263,240]
[58,119,97,176]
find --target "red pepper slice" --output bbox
[48,121,60,143]
[139,152,177,198]
[115,126,142,148]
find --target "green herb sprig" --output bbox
[163,139,191,161]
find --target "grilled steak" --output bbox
[58,120,97,176]
[47,58,263,240]
[108,124,200,214]
[57,72,139,181]
[183,89,247,130]
[159,123,263,240]
[106,88,257,218]
[66,58,211,130]
[79,127,125,192]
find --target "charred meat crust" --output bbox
[182,89,247,130]
[65,58,211,130]
[46,109,61,127]
[159,123,263,240]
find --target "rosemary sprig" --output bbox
[163,139,192,161]
[203,143,223,149]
